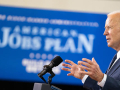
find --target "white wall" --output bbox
[0,0,120,13]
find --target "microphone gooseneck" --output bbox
[38,56,63,84]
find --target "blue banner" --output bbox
[0,5,116,85]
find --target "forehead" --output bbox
[105,15,119,26]
[105,18,114,27]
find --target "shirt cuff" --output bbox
[82,75,88,83]
[97,74,107,87]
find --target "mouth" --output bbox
[106,38,111,42]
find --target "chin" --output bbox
[107,43,112,47]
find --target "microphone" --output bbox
[38,56,63,78]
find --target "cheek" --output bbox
[111,33,120,44]
[109,30,117,39]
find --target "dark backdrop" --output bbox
[0,80,86,90]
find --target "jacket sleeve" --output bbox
[102,76,120,90]
[83,76,101,90]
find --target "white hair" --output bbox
[108,10,120,16]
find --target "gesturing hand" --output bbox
[78,58,104,82]
[62,60,85,80]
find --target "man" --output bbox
[62,11,120,90]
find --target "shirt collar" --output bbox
[117,50,120,60]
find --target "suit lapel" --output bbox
[107,58,120,76]
[105,54,117,74]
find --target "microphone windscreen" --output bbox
[51,56,63,66]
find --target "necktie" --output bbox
[105,54,117,74]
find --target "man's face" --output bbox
[104,15,120,50]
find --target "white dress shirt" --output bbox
[82,50,120,87]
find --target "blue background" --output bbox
[0,5,116,85]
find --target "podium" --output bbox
[33,83,62,90]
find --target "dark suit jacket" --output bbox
[83,58,120,90]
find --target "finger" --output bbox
[62,68,71,71]
[65,60,76,65]
[92,57,97,64]
[82,58,93,65]
[78,61,82,65]
[79,61,91,68]
[78,65,84,71]
[79,65,91,71]
[67,73,73,76]
[62,63,72,68]
[79,71,91,75]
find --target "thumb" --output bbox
[92,57,97,64]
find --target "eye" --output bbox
[105,26,112,30]
[109,26,113,29]
[108,26,111,29]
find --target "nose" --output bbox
[103,28,108,36]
